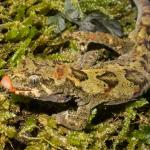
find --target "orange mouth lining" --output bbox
[0,75,34,93]
[0,75,16,92]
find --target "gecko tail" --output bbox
[134,0,150,30]
[129,0,150,41]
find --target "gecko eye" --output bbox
[29,75,41,85]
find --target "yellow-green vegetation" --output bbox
[0,0,150,149]
[80,0,130,17]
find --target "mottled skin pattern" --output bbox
[63,31,133,55]
[63,31,133,69]
[4,0,150,130]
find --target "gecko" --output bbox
[1,0,150,130]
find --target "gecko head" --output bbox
[0,58,73,102]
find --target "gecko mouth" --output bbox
[14,88,41,98]
[0,75,73,103]
[0,75,41,98]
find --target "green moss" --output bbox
[25,142,49,150]
[17,115,37,139]
[0,59,6,69]
[9,38,31,66]
[67,132,92,148]
[38,114,57,129]
[113,99,149,149]
[80,0,130,17]
[0,111,16,123]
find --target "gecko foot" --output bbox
[53,106,90,130]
